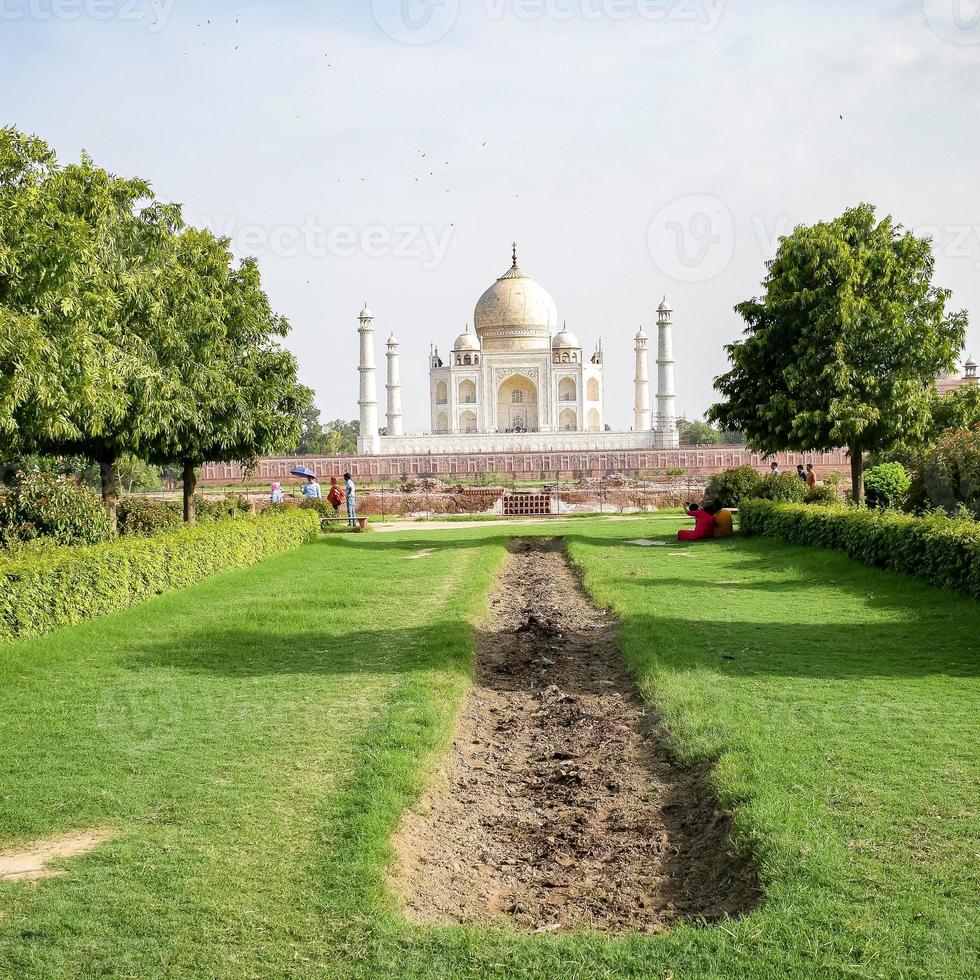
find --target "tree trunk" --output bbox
[182,460,198,523]
[99,458,120,528]
[849,443,864,505]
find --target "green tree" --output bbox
[920,429,980,518]
[678,419,723,445]
[710,204,967,503]
[116,454,162,494]
[0,128,183,523]
[143,229,309,522]
[295,398,330,454]
[878,385,980,467]
[323,419,359,456]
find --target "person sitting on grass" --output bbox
[270,482,284,505]
[713,502,734,538]
[677,500,717,542]
[326,476,345,513]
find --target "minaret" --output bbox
[656,297,679,448]
[356,303,381,455]
[633,326,651,432]
[385,333,403,437]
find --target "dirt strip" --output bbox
[391,537,760,934]
[0,829,115,882]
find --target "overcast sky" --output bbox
[4,0,980,432]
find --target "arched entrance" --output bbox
[497,374,538,432]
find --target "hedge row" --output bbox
[738,500,980,600]
[0,509,320,644]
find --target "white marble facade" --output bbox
[356,246,678,454]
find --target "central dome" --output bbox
[474,250,558,353]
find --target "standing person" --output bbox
[301,474,322,501]
[806,463,817,488]
[344,472,357,527]
[270,482,284,504]
[769,460,781,476]
[326,476,345,514]
[796,463,807,482]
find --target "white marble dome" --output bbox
[474,254,558,351]
[453,324,480,351]
[552,328,580,349]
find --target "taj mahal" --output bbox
[355,245,680,455]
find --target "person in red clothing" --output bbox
[677,501,718,542]
[326,476,345,513]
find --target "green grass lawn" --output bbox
[0,518,977,978]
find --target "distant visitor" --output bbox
[344,472,357,527]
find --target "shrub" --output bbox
[116,496,183,536]
[803,484,838,506]
[0,508,320,643]
[299,497,350,529]
[757,471,807,503]
[0,470,113,547]
[739,499,980,600]
[705,466,764,508]
[864,462,911,510]
[195,493,253,522]
[919,429,980,519]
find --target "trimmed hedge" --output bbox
[0,509,320,643]
[739,500,980,600]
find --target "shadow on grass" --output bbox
[118,526,978,683]
[130,606,979,686]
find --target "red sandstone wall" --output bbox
[199,448,850,485]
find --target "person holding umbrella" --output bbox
[290,466,322,501]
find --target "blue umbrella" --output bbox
[290,466,317,478]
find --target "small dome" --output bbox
[657,296,672,314]
[634,326,648,342]
[453,324,480,351]
[552,328,580,349]
[359,303,374,319]
[386,333,400,346]
[966,355,977,368]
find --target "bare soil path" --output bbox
[391,538,760,934]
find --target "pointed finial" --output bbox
[511,241,518,267]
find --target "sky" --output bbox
[3,0,980,433]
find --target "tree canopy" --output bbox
[142,229,308,520]
[709,204,967,501]
[678,419,723,446]
[0,127,307,522]
[293,411,359,456]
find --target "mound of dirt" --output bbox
[390,538,760,934]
